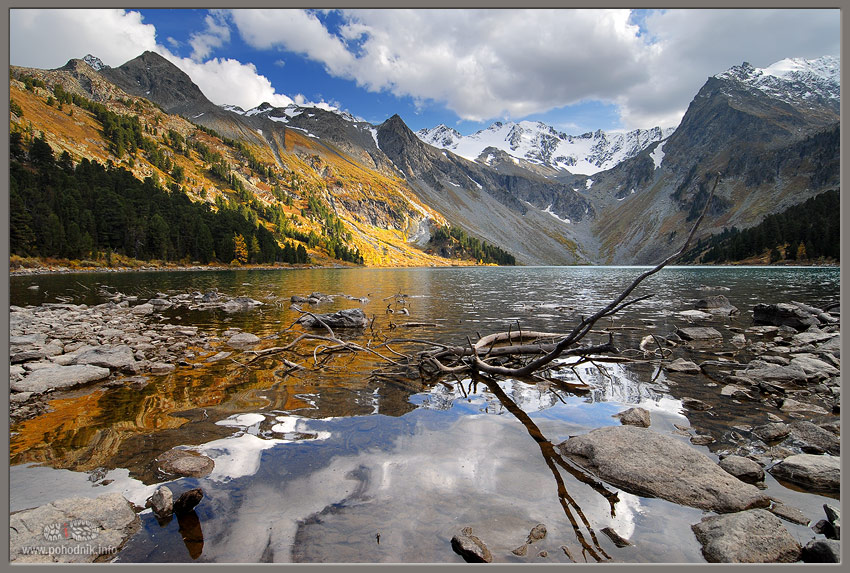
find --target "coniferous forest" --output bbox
[682,189,839,264]
[9,132,308,265]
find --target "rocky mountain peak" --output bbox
[99,51,212,115]
[83,54,106,71]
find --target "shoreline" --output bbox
[9,260,838,277]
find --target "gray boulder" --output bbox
[157,449,214,478]
[131,303,154,315]
[768,454,840,492]
[678,310,713,321]
[11,365,111,394]
[666,358,701,374]
[779,398,830,416]
[72,345,138,373]
[738,363,808,385]
[752,422,791,442]
[556,426,768,513]
[789,355,839,380]
[145,486,173,519]
[718,455,764,484]
[613,407,651,427]
[451,526,492,563]
[695,295,738,315]
[221,297,263,312]
[9,493,139,563]
[298,308,369,329]
[677,327,723,342]
[787,421,840,455]
[801,539,840,563]
[753,303,820,331]
[227,332,261,348]
[691,509,801,563]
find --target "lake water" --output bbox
[9,266,840,563]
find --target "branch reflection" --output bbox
[473,373,615,562]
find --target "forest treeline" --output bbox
[683,189,839,263]
[9,132,308,265]
[429,225,516,266]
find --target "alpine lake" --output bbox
[8,265,841,563]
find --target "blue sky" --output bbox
[9,9,840,135]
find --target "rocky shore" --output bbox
[9,287,268,422]
[8,288,841,563]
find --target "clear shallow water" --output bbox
[9,266,840,563]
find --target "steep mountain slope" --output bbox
[9,60,460,267]
[418,120,676,175]
[10,52,839,267]
[378,114,599,265]
[584,56,840,264]
[102,52,602,265]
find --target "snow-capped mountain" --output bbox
[714,55,839,109]
[417,121,676,176]
[222,101,362,125]
[83,54,105,71]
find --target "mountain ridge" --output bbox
[9,52,840,267]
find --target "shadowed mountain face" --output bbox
[581,59,839,264]
[100,51,212,116]
[22,52,841,265]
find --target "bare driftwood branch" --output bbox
[421,172,720,379]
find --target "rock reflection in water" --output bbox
[177,511,204,560]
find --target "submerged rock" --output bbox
[451,526,492,563]
[677,327,723,342]
[691,509,801,563]
[556,426,768,513]
[227,332,261,348]
[297,308,369,329]
[157,449,214,478]
[695,295,738,315]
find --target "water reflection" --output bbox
[9,266,839,563]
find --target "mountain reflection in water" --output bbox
[9,266,839,562]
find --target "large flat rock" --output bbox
[10,364,111,394]
[71,345,138,372]
[691,509,801,563]
[677,326,723,341]
[768,453,840,492]
[9,493,139,563]
[556,426,769,513]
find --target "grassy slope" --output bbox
[9,71,474,268]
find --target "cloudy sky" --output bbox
[9,8,840,134]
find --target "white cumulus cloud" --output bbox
[10,9,158,68]
[228,8,839,129]
[9,8,840,130]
